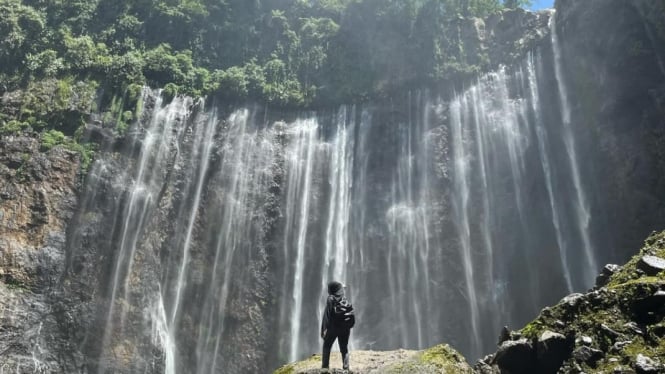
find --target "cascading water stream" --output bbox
[550,14,599,285]
[323,107,354,287]
[168,103,216,329]
[527,52,575,293]
[286,119,319,363]
[385,92,435,350]
[193,109,278,374]
[97,94,193,374]
[447,38,603,353]
[449,97,482,359]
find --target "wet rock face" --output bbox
[492,338,536,373]
[0,135,81,371]
[556,0,665,261]
[637,255,665,276]
[596,264,621,288]
[483,8,552,65]
[437,8,552,87]
[536,331,573,373]
[572,346,604,367]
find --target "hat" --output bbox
[327,281,345,295]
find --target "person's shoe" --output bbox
[342,353,350,370]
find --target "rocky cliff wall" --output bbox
[556,0,665,265]
[0,135,82,371]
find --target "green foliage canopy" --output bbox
[0,0,532,107]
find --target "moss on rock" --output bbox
[417,344,473,373]
[274,354,322,374]
[273,345,472,374]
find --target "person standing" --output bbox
[321,281,355,371]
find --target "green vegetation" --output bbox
[0,0,532,108]
[0,120,30,135]
[40,129,97,171]
[273,354,321,374]
[3,275,28,291]
[416,344,473,373]
[606,231,665,287]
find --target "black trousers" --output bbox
[322,328,351,369]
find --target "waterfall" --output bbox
[527,53,575,293]
[95,93,194,374]
[192,109,279,373]
[447,40,602,354]
[385,92,436,349]
[550,13,599,286]
[284,118,319,362]
[69,37,606,371]
[449,65,538,358]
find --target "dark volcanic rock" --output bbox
[83,123,118,146]
[631,289,665,324]
[556,0,665,265]
[482,231,665,374]
[637,255,665,276]
[536,330,573,373]
[493,338,537,374]
[473,355,497,374]
[573,346,604,367]
[596,264,622,288]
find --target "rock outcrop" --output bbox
[476,230,665,374]
[556,0,665,263]
[274,344,473,374]
[0,135,81,371]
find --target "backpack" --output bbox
[332,297,355,329]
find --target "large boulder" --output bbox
[493,339,537,374]
[631,289,665,324]
[536,331,573,373]
[572,346,604,368]
[635,354,661,374]
[595,264,621,288]
[636,255,665,276]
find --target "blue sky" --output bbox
[529,0,555,10]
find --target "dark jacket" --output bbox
[321,294,345,336]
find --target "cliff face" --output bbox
[0,135,81,371]
[555,0,665,265]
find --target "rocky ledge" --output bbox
[278,231,665,374]
[476,230,665,374]
[274,344,473,374]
